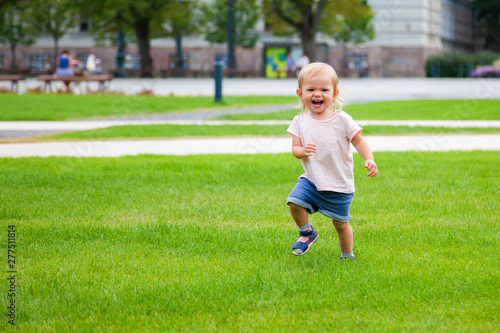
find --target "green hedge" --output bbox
[425,52,500,77]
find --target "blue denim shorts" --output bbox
[287,177,353,222]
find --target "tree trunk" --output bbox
[342,44,349,73]
[10,43,17,70]
[133,17,153,78]
[301,28,317,62]
[53,38,59,72]
[175,37,183,69]
[227,0,235,69]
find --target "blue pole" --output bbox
[214,57,223,102]
[176,37,183,69]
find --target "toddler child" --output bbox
[286,62,378,259]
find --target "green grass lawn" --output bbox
[1,151,499,331]
[0,94,297,121]
[32,124,500,141]
[215,99,500,120]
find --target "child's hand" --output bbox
[303,143,316,157]
[364,159,378,177]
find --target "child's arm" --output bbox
[291,134,316,159]
[351,132,378,178]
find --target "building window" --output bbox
[80,16,90,32]
[124,54,141,69]
[29,53,51,73]
[169,54,191,69]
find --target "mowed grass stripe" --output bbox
[0,94,297,121]
[32,124,500,140]
[0,97,498,121]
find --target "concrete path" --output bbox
[1,134,499,157]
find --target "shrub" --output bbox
[425,51,500,77]
[471,66,500,77]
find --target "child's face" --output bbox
[297,73,337,116]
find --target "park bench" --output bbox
[111,68,151,78]
[339,68,370,78]
[224,68,253,78]
[207,68,254,78]
[0,75,25,92]
[37,74,113,93]
[159,68,202,78]
[0,68,30,75]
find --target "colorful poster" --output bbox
[265,48,287,78]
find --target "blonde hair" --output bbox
[297,62,346,112]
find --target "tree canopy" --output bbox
[202,0,260,49]
[84,0,180,76]
[31,0,81,67]
[474,0,500,51]
[0,1,39,68]
[202,0,259,68]
[264,0,375,61]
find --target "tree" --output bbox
[264,0,375,62]
[34,0,80,69]
[264,0,327,61]
[202,0,260,67]
[474,0,500,51]
[0,0,18,11]
[331,1,374,70]
[0,2,40,69]
[161,0,201,69]
[85,0,173,77]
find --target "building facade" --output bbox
[0,0,483,77]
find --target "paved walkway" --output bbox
[1,134,499,157]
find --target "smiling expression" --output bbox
[297,73,338,120]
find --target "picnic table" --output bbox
[37,75,113,93]
[0,75,25,92]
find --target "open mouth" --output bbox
[312,100,324,107]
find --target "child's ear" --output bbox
[333,89,339,98]
[296,89,302,98]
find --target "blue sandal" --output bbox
[291,226,318,256]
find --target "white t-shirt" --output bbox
[287,111,362,193]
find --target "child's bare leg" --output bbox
[332,220,353,253]
[289,203,309,227]
[289,203,318,255]
[289,203,311,242]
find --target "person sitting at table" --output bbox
[54,50,74,77]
